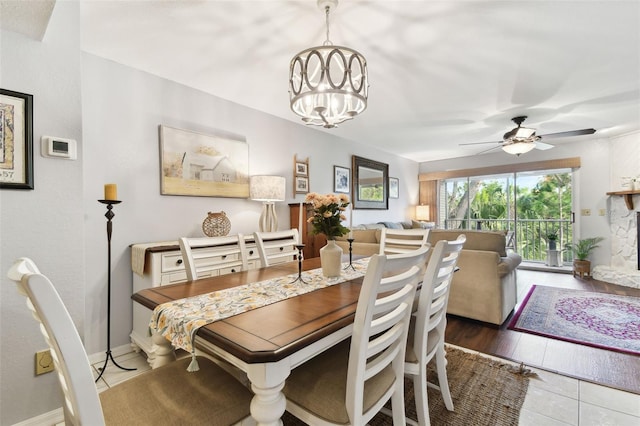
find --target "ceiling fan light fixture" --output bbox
[288,0,368,128]
[502,141,537,155]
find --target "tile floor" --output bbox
[93,348,640,425]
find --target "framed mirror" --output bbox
[352,155,389,210]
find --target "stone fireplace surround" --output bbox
[592,195,640,288]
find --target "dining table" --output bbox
[131,256,367,426]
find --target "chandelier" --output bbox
[501,126,539,155]
[289,0,368,128]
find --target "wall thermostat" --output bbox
[41,136,77,160]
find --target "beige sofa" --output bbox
[336,228,522,325]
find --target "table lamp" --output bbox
[250,175,286,232]
[416,205,430,222]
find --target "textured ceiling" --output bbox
[8,1,640,162]
[0,0,54,41]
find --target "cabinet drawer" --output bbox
[161,253,185,273]
[160,270,187,284]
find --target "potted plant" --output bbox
[545,230,559,250]
[565,237,604,278]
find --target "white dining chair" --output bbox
[282,246,430,425]
[179,234,248,281]
[379,228,430,255]
[405,234,466,426]
[7,257,254,426]
[253,229,300,267]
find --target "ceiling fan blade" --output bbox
[540,128,596,139]
[475,145,503,155]
[459,140,501,146]
[534,141,555,150]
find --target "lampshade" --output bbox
[249,176,286,202]
[502,141,537,155]
[415,205,430,221]
[289,0,368,129]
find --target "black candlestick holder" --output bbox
[343,238,356,271]
[290,244,309,284]
[95,200,136,382]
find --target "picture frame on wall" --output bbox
[334,166,350,194]
[0,89,34,190]
[159,125,249,197]
[295,161,308,176]
[389,177,399,199]
[293,155,310,194]
[295,176,309,193]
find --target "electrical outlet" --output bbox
[35,349,54,375]
[599,209,606,216]
[581,209,591,216]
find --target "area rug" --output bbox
[508,285,640,355]
[283,346,533,425]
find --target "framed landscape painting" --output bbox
[159,125,249,197]
[0,89,34,189]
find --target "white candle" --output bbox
[298,202,304,244]
[349,205,354,239]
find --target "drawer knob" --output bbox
[249,250,254,255]
[231,268,236,273]
[279,247,284,251]
[176,259,183,265]
[222,255,227,259]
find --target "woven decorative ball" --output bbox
[202,211,231,237]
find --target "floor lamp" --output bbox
[250,175,286,232]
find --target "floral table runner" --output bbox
[150,258,370,371]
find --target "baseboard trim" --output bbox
[12,408,63,426]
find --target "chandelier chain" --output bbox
[323,6,332,46]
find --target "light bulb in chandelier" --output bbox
[289,0,368,128]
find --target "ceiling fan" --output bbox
[460,116,596,156]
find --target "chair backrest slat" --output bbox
[379,228,430,255]
[179,234,248,281]
[253,229,300,267]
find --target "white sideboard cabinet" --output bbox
[130,235,292,356]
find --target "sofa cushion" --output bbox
[411,220,435,230]
[377,221,404,229]
[335,229,381,244]
[429,229,507,257]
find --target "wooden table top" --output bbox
[132,257,364,363]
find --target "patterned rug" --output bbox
[283,346,533,425]
[508,285,640,355]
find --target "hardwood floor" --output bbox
[444,268,640,395]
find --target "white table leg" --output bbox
[148,331,176,369]
[246,362,289,426]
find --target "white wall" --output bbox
[80,53,419,358]
[0,3,84,424]
[418,137,613,266]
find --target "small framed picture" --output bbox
[334,166,350,194]
[295,161,308,176]
[295,176,309,194]
[1,89,34,190]
[389,177,399,199]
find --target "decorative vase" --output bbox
[548,240,557,250]
[320,239,343,278]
